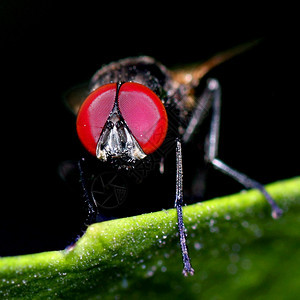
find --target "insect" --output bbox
[65,41,283,276]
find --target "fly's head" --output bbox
[76,82,168,167]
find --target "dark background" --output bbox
[0,2,298,256]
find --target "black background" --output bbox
[0,2,298,256]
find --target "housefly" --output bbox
[64,41,282,276]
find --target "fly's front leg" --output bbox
[78,158,99,225]
[204,79,282,219]
[175,138,194,276]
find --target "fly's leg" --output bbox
[78,158,99,225]
[175,138,194,276]
[203,79,282,219]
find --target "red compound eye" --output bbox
[118,82,168,154]
[76,83,116,156]
[76,82,168,157]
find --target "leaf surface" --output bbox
[1,177,299,299]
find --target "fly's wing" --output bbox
[170,39,260,88]
[64,82,90,115]
[168,40,261,136]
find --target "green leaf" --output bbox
[1,177,300,299]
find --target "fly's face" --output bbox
[76,81,168,165]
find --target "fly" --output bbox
[65,41,282,276]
